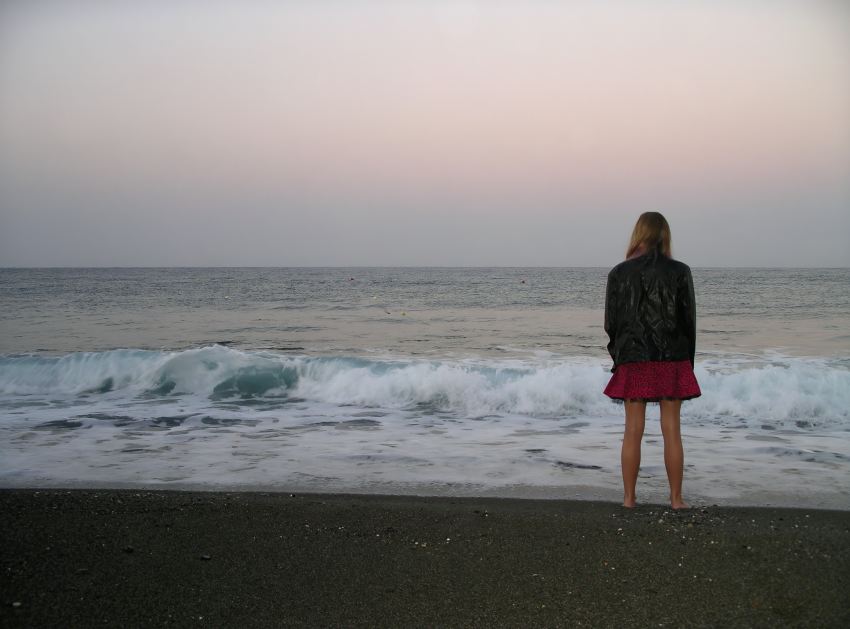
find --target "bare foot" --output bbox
[670,499,689,510]
[622,498,637,509]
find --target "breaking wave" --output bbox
[1,345,848,426]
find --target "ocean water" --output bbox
[1,267,849,508]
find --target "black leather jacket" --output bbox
[604,249,696,372]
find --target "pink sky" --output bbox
[1,1,848,266]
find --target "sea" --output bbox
[1,267,849,509]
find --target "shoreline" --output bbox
[3,489,849,627]
[2,479,848,512]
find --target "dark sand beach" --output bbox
[2,490,848,628]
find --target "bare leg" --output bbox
[621,400,646,508]
[660,399,688,509]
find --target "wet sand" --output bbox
[2,489,848,627]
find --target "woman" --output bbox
[603,212,700,510]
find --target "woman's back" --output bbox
[605,250,696,370]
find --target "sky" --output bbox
[1,0,848,267]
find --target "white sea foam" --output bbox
[1,346,848,428]
[690,359,850,427]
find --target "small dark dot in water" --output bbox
[761,424,776,431]
[525,448,547,454]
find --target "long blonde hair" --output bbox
[626,211,672,259]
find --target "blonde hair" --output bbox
[626,211,672,259]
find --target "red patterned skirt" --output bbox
[604,360,701,402]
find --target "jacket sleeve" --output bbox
[604,270,617,367]
[679,267,697,367]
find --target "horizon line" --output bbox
[2,264,848,270]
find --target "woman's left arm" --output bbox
[604,269,618,366]
[679,267,697,367]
